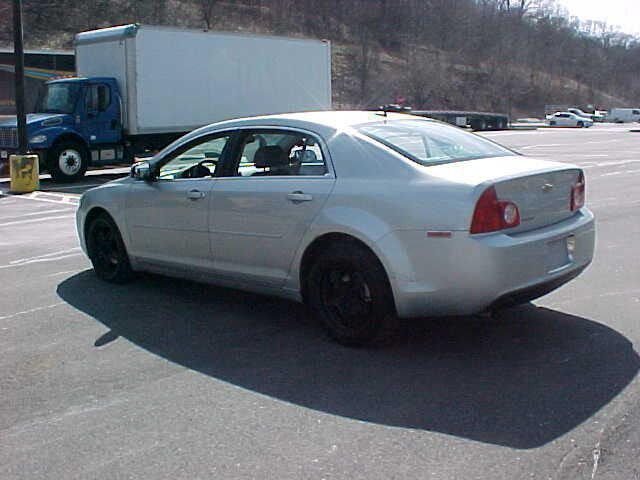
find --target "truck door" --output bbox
[83,83,121,145]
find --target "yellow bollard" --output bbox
[9,154,40,193]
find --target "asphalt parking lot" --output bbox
[1,123,639,479]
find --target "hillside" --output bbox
[1,0,639,116]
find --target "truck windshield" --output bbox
[35,83,81,114]
[356,119,515,165]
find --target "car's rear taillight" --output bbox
[470,186,520,234]
[570,171,585,211]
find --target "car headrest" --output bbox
[254,146,289,168]
[293,149,318,163]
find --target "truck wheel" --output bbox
[471,119,487,131]
[86,213,133,284]
[47,141,89,182]
[306,240,398,346]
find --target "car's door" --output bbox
[125,132,233,271]
[210,128,336,286]
[554,113,570,126]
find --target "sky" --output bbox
[555,0,640,36]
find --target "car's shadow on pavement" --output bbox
[57,270,639,449]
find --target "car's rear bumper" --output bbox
[383,208,595,318]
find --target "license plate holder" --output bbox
[546,237,571,272]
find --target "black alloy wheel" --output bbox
[306,240,397,346]
[87,214,133,283]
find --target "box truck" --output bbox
[607,108,640,123]
[0,24,332,182]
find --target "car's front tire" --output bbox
[86,213,133,284]
[306,240,398,346]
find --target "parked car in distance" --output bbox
[594,110,608,122]
[77,111,595,345]
[567,108,605,122]
[546,112,594,128]
[607,108,640,123]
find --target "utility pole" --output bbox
[13,0,28,155]
[8,0,38,194]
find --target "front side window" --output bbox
[86,84,111,112]
[357,119,514,165]
[231,130,328,177]
[158,134,231,180]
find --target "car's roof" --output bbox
[194,110,433,137]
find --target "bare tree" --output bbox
[196,0,220,30]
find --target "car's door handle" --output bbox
[287,191,313,202]
[187,189,206,200]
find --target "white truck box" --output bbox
[607,108,640,123]
[75,24,332,135]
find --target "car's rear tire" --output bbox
[47,140,89,183]
[86,213,133,284]
[306,240,398,346]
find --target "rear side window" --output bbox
[357,119,514,165]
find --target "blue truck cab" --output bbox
[0,76,124,182]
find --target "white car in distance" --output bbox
[546,112,594,128]
[77,111,595,345]
[567,108,605,122]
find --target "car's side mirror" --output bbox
[131,161,154,181]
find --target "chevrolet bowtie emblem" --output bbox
[542,183,554,192]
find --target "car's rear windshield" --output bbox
[356,119,515,165]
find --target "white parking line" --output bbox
[0,252,82,269]
[599,168,640,177]
[45,269,80,278]
[584,159,640,169]
[8,248,81,265]
[0,191,80,206]
[0,302,65,322]
[519,144,563,150]
[0,208,73,222]
[0,214,75,228]
[482,131,543,136]
[38,184,104,191]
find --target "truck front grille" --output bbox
[0,128,18,148]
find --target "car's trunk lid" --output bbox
[425,156,581,233]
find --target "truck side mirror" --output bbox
[131,161,154,181]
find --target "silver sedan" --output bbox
[77,111,595,345]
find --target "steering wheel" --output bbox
[182,159,217,178]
